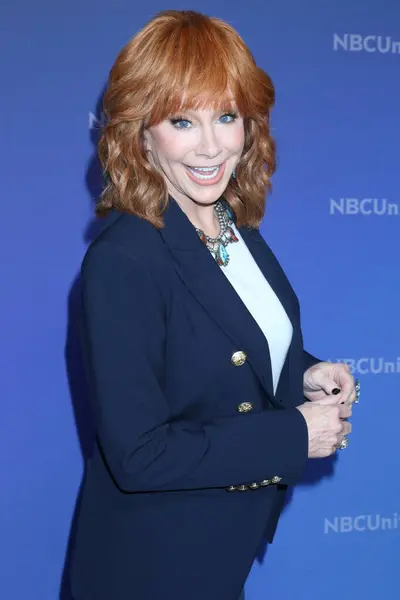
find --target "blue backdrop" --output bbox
[1,1,399,598]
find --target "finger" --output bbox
[342,421,352,435]
[333,367,355,402]
[314,375,343,397]
[335,438,348,451]
[331,416,344,436]
[339,403,352,419]
[331,385,352,405]
[335,426,351,450]
[313,393,343,406]
[341,385,358,404]
[340,399,352,413]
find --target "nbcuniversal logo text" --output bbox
[333,33,400,55]
[324,513,400,534]
[329,198,399,216]
[328,357,400,375]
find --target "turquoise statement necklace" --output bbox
[195,201,239,266]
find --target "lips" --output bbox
[186,165,221,180]
[184,162,226,185]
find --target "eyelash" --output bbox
[169,112,238,129]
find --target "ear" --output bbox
[142,128,152,153]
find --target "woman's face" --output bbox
[144,107,245,207]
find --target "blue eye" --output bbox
[218,113,237,124]
[170,118,192,129]
[169,112,238,130]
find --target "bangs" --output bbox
[155,87,240,121]
[144,18,254,125]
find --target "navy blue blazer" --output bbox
[70,197,320,600]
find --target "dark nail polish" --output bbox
[332,388,341,395]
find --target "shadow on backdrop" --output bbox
[255,452,338,564]
[60,85,339,593]
[60,87,108,600]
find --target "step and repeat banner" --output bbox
[1,1,399,598]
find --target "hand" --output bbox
[303,361,357,405]
[297,396,352,458]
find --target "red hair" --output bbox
[97,10,276,228]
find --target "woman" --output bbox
[70,10,358,600]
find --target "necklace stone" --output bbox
[195,201,239,266]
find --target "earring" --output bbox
[232,167,236,179]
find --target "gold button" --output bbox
[237,402,253,413]
[231,351,247,366]
[260,479,271,487]
[249,482,260,490]
[227,486,237,492]
[272,476,282,484]
[237,484,248,491]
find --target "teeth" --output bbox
[193,167,217,171]
[187,165,220,180]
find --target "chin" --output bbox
[191,184,229,206]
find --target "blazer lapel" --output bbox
[237,225,300,331]
[238,225,304,406]
[159,198,297,407]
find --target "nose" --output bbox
[195,124,222,159]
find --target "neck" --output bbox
[173,196,220,238]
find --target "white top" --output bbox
[220,224,293,394]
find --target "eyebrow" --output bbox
[173,104,237,116]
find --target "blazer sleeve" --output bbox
[303,350,322,371]
[80,240,309,493]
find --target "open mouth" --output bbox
[186,165,221,179]
[185,163,225,183]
